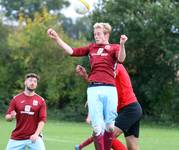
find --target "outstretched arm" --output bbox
[118,35,128,62]
[47,28,73,55]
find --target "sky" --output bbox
[61,0,96,19]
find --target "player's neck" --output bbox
[103,38,109,44]
[102,40,109,45]
[24,89,35,96]
[102,40,109,44]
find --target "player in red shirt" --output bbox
[75,64,142,150]
[5,73,47,150]
[114,64,142,150]
[47,22,128,150]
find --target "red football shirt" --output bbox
[72,43,120,85]
[115,64,137,111]
[6,92,47,140]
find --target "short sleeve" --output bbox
[39,100,47,123]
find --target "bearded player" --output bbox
[5,73,47,150]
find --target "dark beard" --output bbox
[26,87,35,92]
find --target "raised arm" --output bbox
[118,35,128,62]
[47,28,73,55]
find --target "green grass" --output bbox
[0,117,179,150]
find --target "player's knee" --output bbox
[127,143,138,150]
[105,123,115,132]
[126,136,139,150]
[93,125,103,136]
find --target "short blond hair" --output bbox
[93,22,112,34]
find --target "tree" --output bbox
[0,0,69,19]
[0,19,17,111]
[60,16,92,40]
[3,9,89,119]
[91,0,179,121]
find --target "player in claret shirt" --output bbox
[5,73,47,150]
[47,22,128,150]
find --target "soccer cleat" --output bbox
[75,144,80,150]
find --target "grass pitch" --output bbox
[0,117,179,150]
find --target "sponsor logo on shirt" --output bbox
[97,48,104,55]
[91,48,108,56]
[20,105,34,115]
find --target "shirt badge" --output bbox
[33,100,38,106]
[105,45,111,50]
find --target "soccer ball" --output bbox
[74,0,90,15]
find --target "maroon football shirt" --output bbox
[72,43,121,85]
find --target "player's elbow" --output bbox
[39,117,47,123]
[118,56,126,63]
[118,53,126,63]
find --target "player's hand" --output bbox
[30,134,39,143]
[10,110,16,119]
[85,114,90,124]
[120,35,128,44]
[76,65,87,77]
[47,28,59,41]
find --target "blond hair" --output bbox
[93,22,112,34]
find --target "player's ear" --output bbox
[105,32,110,39]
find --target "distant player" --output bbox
[47,22,128,150]
[5,73,47,150]
[75,64,142,150]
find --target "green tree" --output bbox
[4,9,88,119]
[0,20,12,111]
[0,0,69,19]
[92,0,179,121]
[60,16,92,40]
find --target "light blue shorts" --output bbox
[87,85,118,133]
[6,137,45,150]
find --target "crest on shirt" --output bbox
[33,100,38,106]
[105,45,111,50]
[97,48,104,55]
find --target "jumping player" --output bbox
[47,22,128,150]
[5,73,47,150]
[75,64,142,150]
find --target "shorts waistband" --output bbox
[88,82,114,87]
